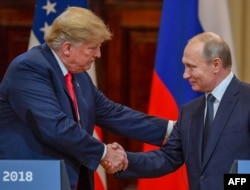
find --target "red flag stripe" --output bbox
[148,71,179,120]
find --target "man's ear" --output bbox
[62,42,71,57]
[212,57,222,74]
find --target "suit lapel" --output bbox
[72,75,82,125]
[189,96,206,167]
[41,43,67,87]
[41,43,76,119]
[201,76,240,170]
[73,74,91,131]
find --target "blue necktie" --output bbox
[203,94,216,157]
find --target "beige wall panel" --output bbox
[229,0,250,82]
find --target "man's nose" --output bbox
[183,69,190,79]
[94,47,101,58]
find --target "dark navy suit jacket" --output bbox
[0,44,168,190]
[117,76,250,190]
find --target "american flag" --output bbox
[28,1,106,189]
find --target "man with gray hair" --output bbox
[114,32,250,190]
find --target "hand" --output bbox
[100,142,128,174]
[110,142,128,171]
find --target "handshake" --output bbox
[100,142,128,174]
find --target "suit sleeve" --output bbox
[116,121,184,179]
[94,88,169,146]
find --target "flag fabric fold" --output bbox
[138,0,236,189]
[28,1,106,190]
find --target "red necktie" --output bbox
[64,72,79,121]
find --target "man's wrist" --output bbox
[101,144,107,160]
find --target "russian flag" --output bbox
[138,0,236,189]
[28,1,107,190]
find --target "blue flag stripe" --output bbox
[155,0,203,107]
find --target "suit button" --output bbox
[200,175,206,180]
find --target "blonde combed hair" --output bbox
[45,7,112,49]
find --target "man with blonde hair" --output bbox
[0,7,173,190]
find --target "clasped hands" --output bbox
[100,142,128,174]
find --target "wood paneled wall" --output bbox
[0,0,35,81]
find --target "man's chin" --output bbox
[191,86,199,92]
[85,65,92,71]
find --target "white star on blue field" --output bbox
[32,0,87,44]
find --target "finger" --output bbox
[111,142,120,149]
[101,160,113,171]
[121,153,128,171]
[103,165,115,173]
[105,163,120,174]
[101,160,110,167]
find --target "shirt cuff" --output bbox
[162,120,174,145]
[101,144,107,160]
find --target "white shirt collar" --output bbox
[208,71,234,102]
[51,49,68,76]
